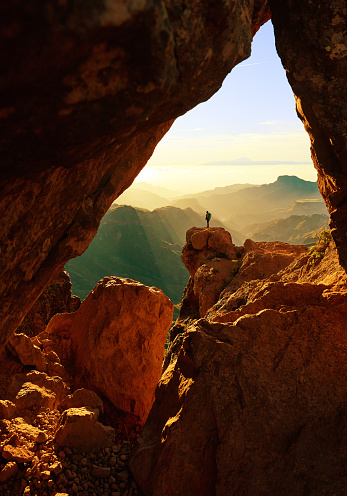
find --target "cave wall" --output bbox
[268,0,347,265]
[0,0,346,351]
[0,0,270,351]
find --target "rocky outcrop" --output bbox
[0,409,141,495]
[182,227,238,277]
[0,2,346,364]
[0,281,171,495]
[268,0,347,267]
[58,388,104,414]
[219,239,307,295]
[179,229,307,320]
[46,277,174,423]
[0,267,178,494]
[16,271,80,338]
[130,234,347,495]
[179,227,240,318]
[0,0,270,351]
[6,332,68,381]
[193,258,240,317]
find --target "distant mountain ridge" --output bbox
[245,214,329,245]
[203,157,312,165]
[117,175,326,230]
[66,205,244,315]
[67,176,329,313]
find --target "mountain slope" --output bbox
[66,205,245,304]
[114,188,169,210]
[244,214,329,245]
[66,206,243,307]
[221,175,320,214]
[217,175,326,226]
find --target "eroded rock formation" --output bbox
[179,227,307,319]
[181,227,240,317]
[0,0,270,351]
[1,1,347,489]
[130,230,347,495]
[268,0,347,266]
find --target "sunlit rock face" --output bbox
[268,0,347,268]
[0,0,270,351]
[130,237,347,496]
[46,276,174,423]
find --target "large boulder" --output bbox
[192,258,240,317]
[179,228,240,318]
[15,382,57,411]
[58,388,104,414]
[55,407,115,452]
[179,232,305,320]
[46,277,174,422]
[182,227,238,277]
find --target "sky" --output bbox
[134,21,317,194]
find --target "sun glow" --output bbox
[133,22,315,195]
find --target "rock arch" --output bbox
[0,0,345,350]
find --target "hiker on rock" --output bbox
[205,210,211,227]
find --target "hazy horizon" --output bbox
[133,21,316,195]
[133,163,317,195]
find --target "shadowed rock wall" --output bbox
[0,1,346,351]
[268,0,347,267]
[0,0,270,350]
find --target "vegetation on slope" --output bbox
[66,206,204,306]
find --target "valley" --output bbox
[66,176,328,310]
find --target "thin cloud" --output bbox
[238,62,270,67]
[258,120,283,125]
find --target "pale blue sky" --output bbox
[136,21,316,193]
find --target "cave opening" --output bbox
[133,20,314,193]
[66,20,328,308]
[1,3,346,494]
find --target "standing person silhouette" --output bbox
[205,210,211,227]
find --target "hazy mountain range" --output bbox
[244,214,328,245]
[118,175,327,229]
[66,176,329,307]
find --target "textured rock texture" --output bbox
[0,291,149,495]
[46,277,174,422]
[58,388,104,414]
[268,0,347,268]
[193,258,240,317]
[182,227,238,277]
[0,0,270,351]
[130,235,347,495]
[55,407,115,452]
[180,230,308,319]
[16,271,80,338]
[179,227,240,318]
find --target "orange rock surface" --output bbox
[130,235,347,495]
[182,227,238,277]
[47,277,174,422]
[193,258,240,317]
[180,227,240,317]
[0,0,270,353]
[55,407,115,452]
